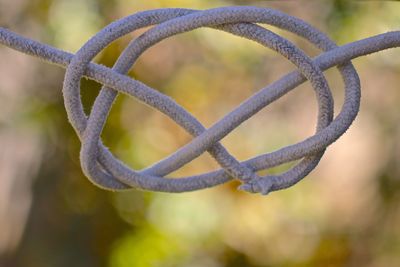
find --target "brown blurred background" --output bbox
[0,0,399,266]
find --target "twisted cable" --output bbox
[1,6,399,195]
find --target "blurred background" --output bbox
[0,0,399,266]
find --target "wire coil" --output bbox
[1,6,399,195]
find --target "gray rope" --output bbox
[1,6,399,195]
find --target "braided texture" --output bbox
[1,6,399,195]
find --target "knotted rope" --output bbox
[1,6,399,195]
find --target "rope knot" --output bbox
[1,6,398,195]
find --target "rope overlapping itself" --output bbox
[1,7,399,195]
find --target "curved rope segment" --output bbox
[0,6,399,195]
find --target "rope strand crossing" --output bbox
[1,6,399,195]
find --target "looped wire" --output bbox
[1,6,399,195]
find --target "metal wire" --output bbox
[1,6,399,195]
